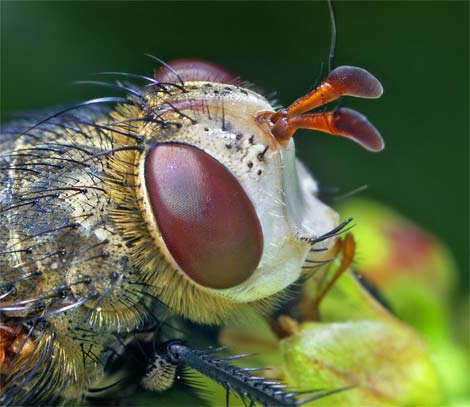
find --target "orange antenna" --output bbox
[284,66,382,117]
[263,66,384,151]
[271,107,384,152]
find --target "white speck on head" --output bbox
[94,228,108,241]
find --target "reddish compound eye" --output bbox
[154,58,241,85]
[145,143,263,289]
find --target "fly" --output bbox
[0,2,384,405]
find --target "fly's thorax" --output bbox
[105,80,340,323]
[0,116,149,335]
[0,120,149,402]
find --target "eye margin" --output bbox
[104,139,276,324]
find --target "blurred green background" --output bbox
[1,1,468,294]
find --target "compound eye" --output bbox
[145,143,263,289]
[154,58,241,85]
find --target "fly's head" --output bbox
[108,59,384,324]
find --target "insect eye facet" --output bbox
[154,58,240,85]
[145,143,263,289]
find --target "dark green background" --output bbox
[1,1,468,292]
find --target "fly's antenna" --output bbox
[327,0,337,73]
[165,341,349,406]
[263,2,383,151]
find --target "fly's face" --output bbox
[109,59,384,323]
[142,64,338,299]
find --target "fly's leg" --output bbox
[144,341,348,407]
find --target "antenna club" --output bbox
[327,66,383,99]
[333,107,385,152]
